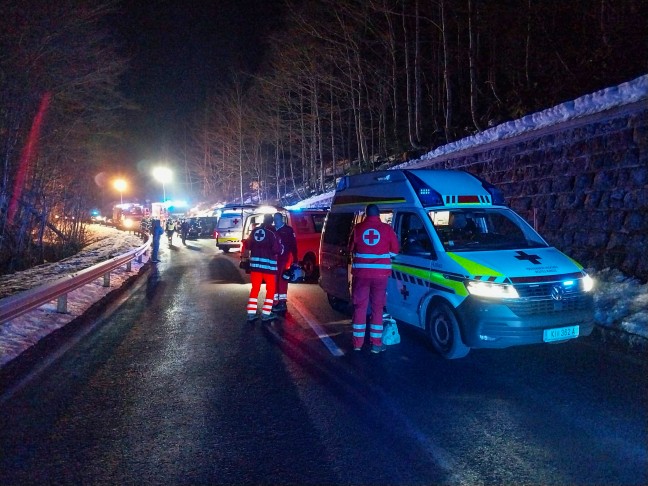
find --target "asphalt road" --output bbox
[1,238,646,485]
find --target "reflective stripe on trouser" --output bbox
[352,323,366,349]
[351,275,388,347]
[274,256,290,303]
[249,271,277,316]
[247,297,258,317]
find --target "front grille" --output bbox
[504,280,590,316]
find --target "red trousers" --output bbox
[351,276,388,348]
[248,271,276,317]
[274,255,292,303]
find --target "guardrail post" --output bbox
[137,253,143,263]
[126,260,132,271]
[103,272,111,287]
[57,294,68,313]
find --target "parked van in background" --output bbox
[239,206,328,281]
[319,169,595,358]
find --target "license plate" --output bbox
[543,325,580,342]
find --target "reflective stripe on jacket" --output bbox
[247,224,283,274]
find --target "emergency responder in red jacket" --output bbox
[349,204,400,353]
[273,212,298,312]
[246,214,283,322]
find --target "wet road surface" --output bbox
[1,238,646,485]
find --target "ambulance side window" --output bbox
[322,213,354,247]
[396,212,434,257]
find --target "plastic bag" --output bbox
[382,315,400,345]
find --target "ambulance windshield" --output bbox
[429,208,547,252]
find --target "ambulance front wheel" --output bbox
[427,303,470,359]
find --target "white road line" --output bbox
[289,299,345,357]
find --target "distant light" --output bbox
[257,205,278,213]
[113,179,127,192]
[164,200,187,209]
[152,167,172,184]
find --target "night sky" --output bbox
[114,0,286,172]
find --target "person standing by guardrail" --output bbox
[151,219,164,263]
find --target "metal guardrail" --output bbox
[0,235,152,325]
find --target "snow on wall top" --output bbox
[292,74,648,209]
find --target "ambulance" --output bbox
[319,169,595,358]
[238,205,328,281]
[214,204,258,252]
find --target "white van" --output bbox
[214,205,258,252]
[319,169,595,358]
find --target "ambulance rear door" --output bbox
[319,211,355,304]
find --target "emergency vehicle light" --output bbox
[403,171,444,207]
[474,175,506,205]
[336,176,349,191]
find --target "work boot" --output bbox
[371,344,386,354]
[272,301,287,313]
[261,312,277,323]
[247,313,258,323]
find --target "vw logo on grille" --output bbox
[551,285,565,301]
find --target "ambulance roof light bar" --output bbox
[472,174,506,205]
[403,170,444,207]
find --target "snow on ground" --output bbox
[0,225,645,369]
[0,225,150,367]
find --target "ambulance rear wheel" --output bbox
[327,293,349,314]
[222,247,230,253]
[427,303,470,359]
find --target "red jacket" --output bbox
[349,215,399,278]
[276,224,298,263]
[247,224,283,274]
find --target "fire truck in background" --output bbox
[112,203,145,230]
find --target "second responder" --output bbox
[272,212,298,313]
[165,218,175,244]
[246,214,283,323]
[349,204,399,353]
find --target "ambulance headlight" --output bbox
[466,280,519,299]
[581,274,594,292]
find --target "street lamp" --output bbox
[113,179,127,204]
[152,167,172,202]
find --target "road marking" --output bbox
[289,299,345,357]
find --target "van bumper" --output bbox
[216,238,240,250]
[456,295,595,349]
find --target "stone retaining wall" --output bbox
[409,101,648,281]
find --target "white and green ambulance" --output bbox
[319,169,595,358]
